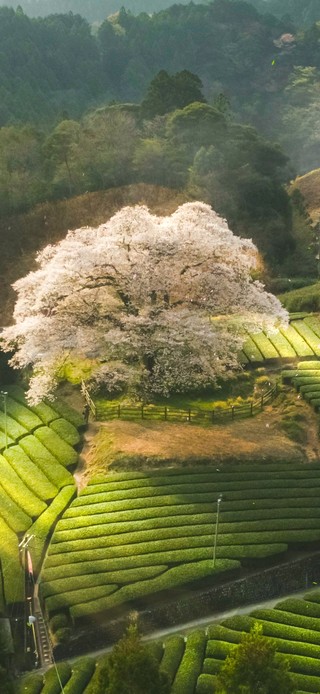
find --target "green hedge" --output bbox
[46,584,118,615]
[280,326,314,356]
[276,598,320,619]
[251,607,320,634]
[224,613,320,647]
[0,485,31,532]
[14,673,44,694]
[291,321,320,356]
[147,640,164,664]
[58,657,95,694]
[40,565,167,598]
[51,517,320,554]
[242,336,264,362]
[267,331,296,358]
[0,517,25,604]
[0,410,27,440]
[171,629,207,694]
[50,399,84,429]
[19,437,73,488]
[297,361,320,370]
[41,662,72,694]
[34,427,77,467]
[202,657,223,674]
[249,333,279,359]
[82,654,109,694]
[212,620,320,661]
[50,418,80,446]
[0,396,42,430]
[290,672,320,692]
[195,673,219,693]
[29,485,76,573]
[0,453,46,518]
[52,508,320,544]
[7,385,60,425]
[206,640,235,659]
[304,317,320,339]
[160,635,185,685]
[3,446,57,501]
[68,561,242,620]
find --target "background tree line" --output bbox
[0,1,319,174]
[0,69,295,268]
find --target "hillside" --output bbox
[291,169,320,223]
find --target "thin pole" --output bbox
[1,391,8,450]
[213,495,223,568]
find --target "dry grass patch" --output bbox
[76,394,319,484]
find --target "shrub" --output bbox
[171,629,207,694]
[19,436,73,488]
[203,658,224,674]
[195,673,219,693]
[7,385,60,425]
[15,673,44,694]
[0,396,42,430]
[63,658,95,694]
[291,321,320,356]
[50,418,80,446]
[3,446,57,501]
[53,627,72,646]
[29,485,75,573]
[82,654,110,694]
[46,584,118,615]
[267,332,296,358]
[49,613,69,634]
[251,607,320,633]
[50,398,84,429]
[0,517,25,604]
[249,334,279,359]
[68,561,241,621]
[276,599,320,619]
[41,662,72,694]
[160,635,185,685]
[0,486,31,533]
[280,325,313,356]
[34,427,77,467]
[40,566,167,598]
[0,453,47,518]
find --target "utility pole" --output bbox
[213,494,223,568]
[0,390,8,449]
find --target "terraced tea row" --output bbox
[0,387,83,610]
[282,360,320,412]
[17,590,320,693]
[41,463,320,623]
[241,315,320,363]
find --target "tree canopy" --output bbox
[216,623,294,694]
[2,202,286,403]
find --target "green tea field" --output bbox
[41,463,320,623]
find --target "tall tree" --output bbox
[216,623,294,694]
[2,202,286,403]
[103,622,170,694]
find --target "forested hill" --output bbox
[3,0,320,26]
[0,0,206,21]
[247,0,320,27]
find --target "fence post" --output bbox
[211,410,215,423]
[117,404,121,418]
[231,405,235,419]
[188,408,191,422]
[261,395,264,410]
[141,405,144,420]
[164,406,167,421]
[250,401,253,416]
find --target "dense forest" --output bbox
[2,0,319,27]
[0,0,320,282]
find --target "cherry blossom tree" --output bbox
[1,202,287,403]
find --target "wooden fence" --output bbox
[93,384,278,424]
